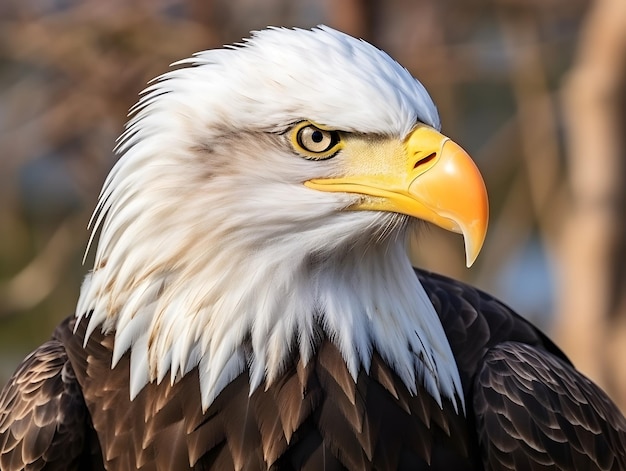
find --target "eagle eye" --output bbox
[291,122,342,160]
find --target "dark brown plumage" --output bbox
[0,336,102,470]
[2,269,625,470]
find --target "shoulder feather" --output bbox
[0,328,103,470]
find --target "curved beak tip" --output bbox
[464,235,484,268]
[461,207,489,268]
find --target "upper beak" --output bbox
[304,125,489,267]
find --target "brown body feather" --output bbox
[2,269,626,470]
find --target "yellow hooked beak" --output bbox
[305,125,489,267]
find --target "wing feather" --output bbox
[474,342,626,470]
[417,268,626,470]
[0,336,103,470]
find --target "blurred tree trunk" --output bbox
[323,0,377,41]
[556,0,626,410]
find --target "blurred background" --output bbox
[1,0,625,409]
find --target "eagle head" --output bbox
[76,26,488,413]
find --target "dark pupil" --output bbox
[311,130,324,143]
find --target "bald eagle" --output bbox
[1,26,625,471]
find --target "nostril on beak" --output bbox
[414,152,436,170]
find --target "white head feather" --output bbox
[76,26,464,412]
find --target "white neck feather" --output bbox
[77,197,464,413]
